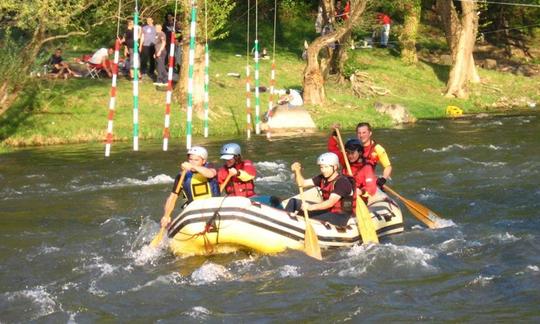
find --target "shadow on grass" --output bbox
[0,87,40,142]
[420,59,450,84]
[227,105,241,136]
[0,78,112,143]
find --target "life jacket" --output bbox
[182,164,219,202]
[222,161,256,198]
[363,140,379,168]
[319,174,354,214]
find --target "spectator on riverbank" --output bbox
[47,48,79,79]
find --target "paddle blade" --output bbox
[384,186,438,229]
[150,227,166,248]
[401,197,437,229]
[304,218,322,260]
[355,197,379,244]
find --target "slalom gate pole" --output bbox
[105,39,121,157]
[254,0,260,134]
[203,0,209,138]
[186,0,197,149]
[245,0,251,139]
[132,4,140,151]
[162,32,176,151]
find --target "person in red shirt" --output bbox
[356,122,392,189]
[217,143,257,197]
[377,13,391,47]
[327,131,377,202]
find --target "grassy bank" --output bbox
[1,41,539,150]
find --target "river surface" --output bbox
[1,114,539,322]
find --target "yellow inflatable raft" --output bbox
[167,188,404,256]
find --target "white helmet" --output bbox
[317,152,339,167]
[220,143,241,160]
[187,146,208,160]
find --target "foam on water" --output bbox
[489,232,520,243]
[127,273,186,293]
[191,262,233,285]
[185,306,211,320]
[526,265,539,272]
[79,255,119,278]
[434,218,456,229]
[463,158,507,167]
[278,265,301,278]
[255,161,287,170]
[5,286,59,320]
[338,243,437,277]
[468,275,497,287]
[423,143,509,154]
[71,174,174,192]
[256,173,289,183]
[130,243,167,266]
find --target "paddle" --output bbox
[150,169,187,248]
[220,173,233,194]
[382,185,440,229]
[292,165,322,260]
[334,128,379,244]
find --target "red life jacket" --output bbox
[220,160,256,197]
[363,140,379,168]
[319,174,352,214]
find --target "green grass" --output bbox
[1,27,539,148]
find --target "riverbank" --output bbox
[1,46,538,151]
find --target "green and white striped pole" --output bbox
[186,0,197,149]
[254,0,260,134]
[132,4,140,151]
[245,0,251,139]
[203,0,209,138]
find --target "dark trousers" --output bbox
[156,50,168,83]
[140,45,155,76]
[285,198,350,227]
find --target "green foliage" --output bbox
[0,29,27,88]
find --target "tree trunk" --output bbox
[303,0,367,105]
[436,0,480,98]
[178,40,206,117]
[399,1,420,65]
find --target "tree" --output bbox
[399,0,421,64]
[303,0,368,105]
[436,0,480,98]
[177,0,235,116]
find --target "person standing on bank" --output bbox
[160,146,219,228]
[356,122,392,189]
[217,143,257,197]
[286,153,353,227]
[153,24,168,86]
[141,17,156,79]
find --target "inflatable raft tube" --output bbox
[167,190,404,257]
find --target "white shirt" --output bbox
[288,89,303,107]
[89,48,108,65]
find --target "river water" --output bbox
[1,114,539,322]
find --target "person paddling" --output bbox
[160,146,219,228]
[356,122,392,189]
[217,143,257,197]
[285,153,353,227]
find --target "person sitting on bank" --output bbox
[278,89,303,108]
[48,48,79,79]
[88,47,114,77]
[160,146,219,228]
[217,143,257,198]
[286,152,354,227]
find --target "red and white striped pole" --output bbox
[266,61,276,139]
[162,33,176,151]
[105,38,121,157]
